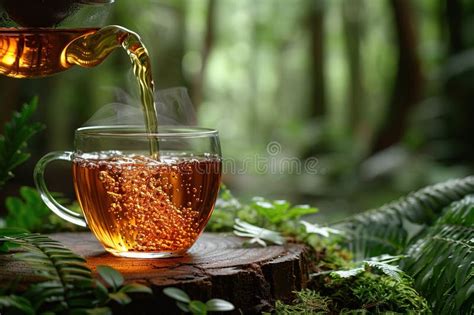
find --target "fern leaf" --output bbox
[402,195,474,314]
[365,261,403,281]
[334,176,474,259]
[0,233,97,313]
[0,97,45,189]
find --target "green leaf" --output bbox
[4,186,79,233]
[206,298,235,312]
[250,198,317,224]
[108,291,131,305]
[93,280,109,304]
[189,300,207,315]
[0,97,45,189]
[402,194,474,313]
[331,267,364,278]
[163,287,191,303]
[119,283,152,294]
[365,261,403,281]
[177,301,190,312]
[97,265,124,290]
[0,240,21,253]
[4,233,99,311]
[0,295,35,315]
[0,227,29,236]
[86,307,113,315]
[233,219,285,246]
[335,176,474,259]
[301,220,343,238]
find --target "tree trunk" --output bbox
[445,0,463,54]
[0,233,311,314]
[372,0,424,153]
[342,0,364,133]
[308,0,326,117]
[191,0,216,108]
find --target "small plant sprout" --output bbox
[233,218,285,247]
[163,287,234,314]
[300,220,343,238]
[97,265,152,305]
[250,198,318,225]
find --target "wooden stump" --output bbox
[47,232,310,314]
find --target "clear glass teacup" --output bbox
[34,126,222,258]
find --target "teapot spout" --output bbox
[62,25,133,69]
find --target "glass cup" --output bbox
[34,126,222,258]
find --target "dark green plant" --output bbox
[402,195,474,314]
[5,186,82,233]
[334,176,474,259]
[0,230,151,314]
[163,287,234,314]
[0,97,45,189]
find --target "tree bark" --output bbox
[372,0,424,153]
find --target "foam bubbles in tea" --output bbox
[72,153,221,257]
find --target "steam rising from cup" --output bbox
[83,87,196,128]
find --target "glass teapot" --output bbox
[0,0,147,78]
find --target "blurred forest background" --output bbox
[1,0,474,221]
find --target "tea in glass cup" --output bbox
[34,126,222,258]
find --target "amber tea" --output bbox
[72,154,221,257]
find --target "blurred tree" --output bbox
[191,0,216,108]
[308,0,326,118]
[445,0,464,54]
[373,0,424,153]
[342,0,365,135]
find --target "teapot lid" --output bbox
[0,0,115,27]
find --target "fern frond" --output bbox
[0,97,45,189]
[334,176,474,258]
[0,233,97,313]
[402,195,474,314]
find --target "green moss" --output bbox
[274,289,331,314]
[287,272,431,314]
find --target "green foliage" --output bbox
[0,97,45,189]
[334,176,474,259]
[163,287,234,314]
[0,295,35,315]
[5,186,82,233]
[249,198,318,226]
[274,289,331,314]
[0,229,152,314]
[402,195,474,314]
[207,185,317,233]
[233,219,285,247]
[0,231,100,313]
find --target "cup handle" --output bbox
[34,151,87,227]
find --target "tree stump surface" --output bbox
[44,232,310,314]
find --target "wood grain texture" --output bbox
[53,232,309,314]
